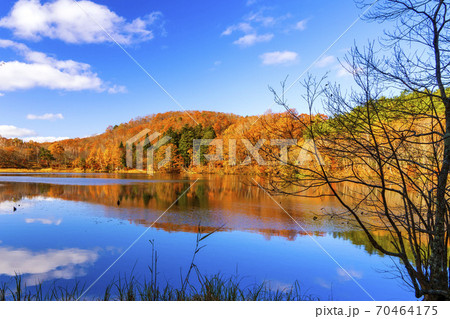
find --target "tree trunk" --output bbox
[428,95,450,300]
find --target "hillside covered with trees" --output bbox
[0,111,238,173]
[0,91,445,175]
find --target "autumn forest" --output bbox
[0,109,316,174]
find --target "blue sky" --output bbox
[0,0,387,141]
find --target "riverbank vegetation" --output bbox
[0,273,314,301]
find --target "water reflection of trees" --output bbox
[0,176,394,249]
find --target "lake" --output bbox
[0,173,415,300]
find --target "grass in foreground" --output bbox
[0,273,317,301]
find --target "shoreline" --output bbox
[0,168,158,174]
[0,168,257,176]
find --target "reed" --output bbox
[0,273,316,301]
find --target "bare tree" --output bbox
[264,0,450,300]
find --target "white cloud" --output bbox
[0,39,123,92]
[337,268,363,281]
[0,246,98,278]
[315,55,336,68]
[247,11,276,27]
[27,113,64,120]
[25,218,62,225]
[22,136,69,143]
[233,33,273,47]
[0,125,36,138]
[295,19,308,31]
[0,123,69,142]
[222,22,253,36]
[337,68,350,77]
[0,200,33,213]
[0,0,164,44]
[0,60,102,91]
[0,93,4,97]
[335,62,359,78]
[222,10,280,46]
[107,85,127,94]
[260,51,298,65]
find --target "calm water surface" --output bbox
[0,173,415,300]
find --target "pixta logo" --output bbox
[126,130,171,174]
[127,129,325,174]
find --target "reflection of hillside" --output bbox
[332,231,431,263]
[332,231,384,256]
[0,176,340,240]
